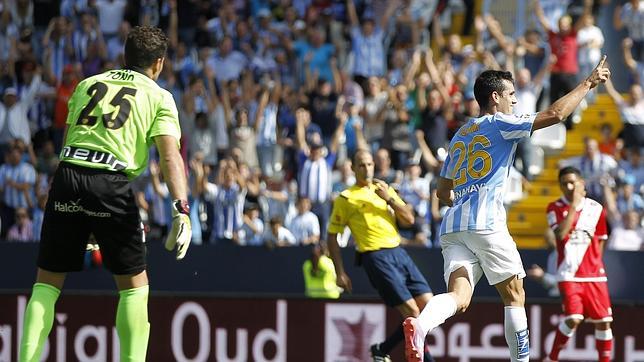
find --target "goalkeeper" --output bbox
[19,26,191,362]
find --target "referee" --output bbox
[20,27,191,362]
[327,148,434,362]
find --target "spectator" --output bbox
[516,29,547,80]
[535,1,582,129]
[363,76,388,151]
[10,0,33,30]
[259,175,292,223]
[287,196,320,245]
[208,36,248,83]
[416,87,448,163]
[374,147,401,185]
[81,39,104,77]
[302,243,340,298]
[6,206,33,242]
[239,203,264,246]
[576,13,604,104]
[306,64,341,145]
[606,210,644,251]
[189,112,218,167]
[335,95,365,158]
[265,216,297,247]
[512,62,551,180]
[332,159,356,198]
[0,145,36,237]
[597,123,619,158]
[295,26,335,84]
[95,0,128,41]
[60,0,91,21]
[0,72,42,148]
[72,13,106,64]
[224,102,260,171]
[41,17,74,83]
[618,147,644,192]
[614,0,644,61]
[0,6,18,63]
[106,21,130,63]
[381,84,414,170]
[615,175,644,214]
[559,138,618,202]
[604,78,644,149]
[339,70,364,111]
[536,0,572,32]
[296,102,345,239]
[197,159,247,245]
[622,37,644,90]
[256,79,282,178]
[45,64,77,152]
[387,48,410,87]
[144,161,171,239]
[35,140,58,177]
[345,0,398,80]
[398,160,431,225]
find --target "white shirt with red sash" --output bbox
[546,197,608,282]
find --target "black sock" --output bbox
[379,324,404,353]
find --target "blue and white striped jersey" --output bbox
[439,112,536,235]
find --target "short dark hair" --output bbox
[124,26,168,70]
[558,166,582,181]
[473,70,514,109]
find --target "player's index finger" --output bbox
[597,55,607,68]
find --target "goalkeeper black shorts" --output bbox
[38,162,146,275]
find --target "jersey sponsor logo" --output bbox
[62,146,128,171]
[454,182,486,200]
[54,198,111,218]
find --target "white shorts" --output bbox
[440,229,526,289]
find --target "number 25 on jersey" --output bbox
[76,81,137,130]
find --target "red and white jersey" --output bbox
[546,197,608,282]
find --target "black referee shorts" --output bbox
[361,246,432,307]
[38,162,146,275]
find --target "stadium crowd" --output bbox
[0,0,641,250]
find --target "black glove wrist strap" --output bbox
[174,199,190,215]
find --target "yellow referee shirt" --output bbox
[327,184,405,252]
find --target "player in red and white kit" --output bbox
[544,166,613,362]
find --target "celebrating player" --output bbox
[544,166,612,362]
[403,56,610,362]
[19,26,191,362]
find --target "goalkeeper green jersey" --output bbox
[61,68,181,179]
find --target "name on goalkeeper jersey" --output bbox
[454,183,486,199]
